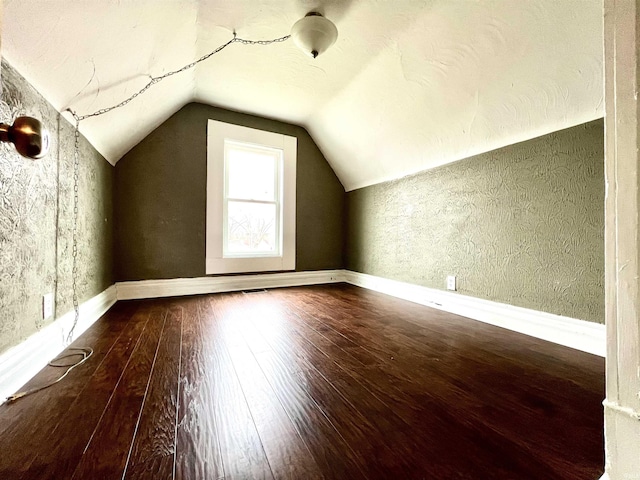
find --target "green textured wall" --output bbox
[0,61,114,355]
[115,103,344,281]
[346,120,604,323]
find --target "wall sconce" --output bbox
[291,12,338,58]
[0,116,50,159]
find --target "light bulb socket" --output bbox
[0,116,50,159]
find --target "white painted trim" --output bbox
[603,1,640,477]
[0,285,117,404]
[116,270,344,300]
[602,400,640,421]
[206,120,297,274]
[342,271,606,357]
[116,269,605,356]
[599,475,610,480]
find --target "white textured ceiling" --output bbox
[2,0,603,191]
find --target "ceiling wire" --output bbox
[5,32,290,404]
[66,33,290,122]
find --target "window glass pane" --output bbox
[226,142,279,201]
[227,201,277,254]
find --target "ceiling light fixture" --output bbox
[291,12,338,58]
[0,116,50,159]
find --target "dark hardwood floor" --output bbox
[0,283,605,479]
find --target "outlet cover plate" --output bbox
[43,293,54,320]
[446,275,456,291]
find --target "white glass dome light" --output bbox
[291,12,338,58]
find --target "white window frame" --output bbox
[206,120,296,274]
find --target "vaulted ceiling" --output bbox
[2,0,603,191]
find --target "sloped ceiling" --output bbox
[2,0,603,191]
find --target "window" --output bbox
[224,141,281,256]
[206,120,296,274]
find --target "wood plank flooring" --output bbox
[0,284,605,479]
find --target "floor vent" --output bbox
[241,289,268,294]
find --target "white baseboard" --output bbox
[116,269,605,356]
[0,270,606,408]
[0,285,117,404]
[342,271,606,357]
[115,270,344,300]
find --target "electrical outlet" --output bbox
[43,293,54,320]
[446,275,456,291]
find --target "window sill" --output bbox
[206,254,295,275]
